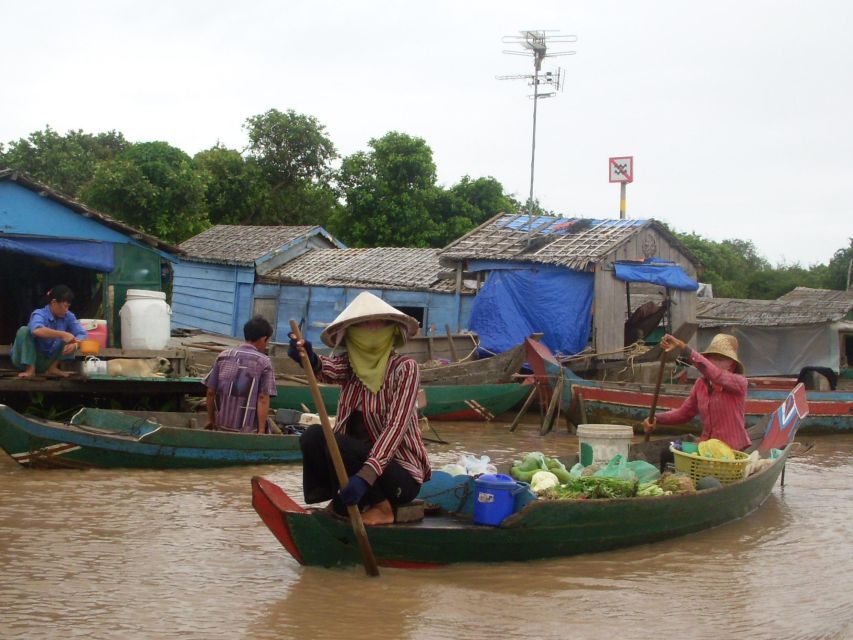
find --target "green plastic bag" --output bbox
[626,459,661,484]
[593,455,638,482]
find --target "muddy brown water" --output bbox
[0,420,850,640]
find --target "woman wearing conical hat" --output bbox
[288,292,431,525]
[642,333,751,450]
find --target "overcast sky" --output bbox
[2,1,850,266]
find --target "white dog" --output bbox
[106,357,174,378]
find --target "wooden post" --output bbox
[508,385,538,432]
[444,324,459,362]
[540,376,564,436]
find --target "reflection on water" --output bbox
[0,423,850,640]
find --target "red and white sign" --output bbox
[609,156,634,183]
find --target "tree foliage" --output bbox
[81,141,209,243]
[0,126,128,196]
[193,145,270,225]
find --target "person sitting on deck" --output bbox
[288,292,432,526]
[11,285,87,379]
[203,315,277,434]
[641,333,752,451]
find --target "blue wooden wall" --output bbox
[171,260,254,335]
[250,284,474,344]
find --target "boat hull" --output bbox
[251,450,788,568]
[0,406,302,469]
[271,382,531,421]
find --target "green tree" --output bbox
[81,141,209,243]
[450,176,516,224]
[243,109,338,226]
[0,126,128,196]
[193,145,270,225]
[823,238,853,291]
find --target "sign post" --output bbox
[609,156,634,219]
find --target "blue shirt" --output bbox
[27,305,88,356]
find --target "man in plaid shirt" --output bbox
[204,316,277,434]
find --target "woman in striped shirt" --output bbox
[642,333,751,451]
[290,292,431,526]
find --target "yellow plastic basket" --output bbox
[670,447,749,485]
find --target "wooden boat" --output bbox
[0,406,302,469]
[186,336,522,387]
[251,385,809,568]
[272,381,532,421]
[525,338,851,433]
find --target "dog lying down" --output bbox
[105,357,174,378]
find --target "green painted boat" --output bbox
[252,385,809,568]
[0,406,301,469]
[272,382,532,421]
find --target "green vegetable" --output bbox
[510,465,537,483]
[517,452,547,472]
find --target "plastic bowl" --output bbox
[78,339,101,356]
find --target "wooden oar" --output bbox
[644,348,668,443]
[288,320,380,577]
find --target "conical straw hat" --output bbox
[701,333,745,374]
[320,291,420,347]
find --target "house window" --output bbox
[394,306,425,330]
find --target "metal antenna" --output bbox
[498,30,576,242]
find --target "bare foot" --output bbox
[17,367,36,379]
[362,500,394,526]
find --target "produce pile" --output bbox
[509,451,698,500]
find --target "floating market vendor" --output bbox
[288,292,431,526]
[11,285,87,379]
[642,333,751,450]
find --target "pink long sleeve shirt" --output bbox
[654,349,751,450]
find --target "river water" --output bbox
[0,420,850,640]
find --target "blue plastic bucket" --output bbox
[473,473,522,526]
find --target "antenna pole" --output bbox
[528,60,539,239]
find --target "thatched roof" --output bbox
[260,247,475,294]
[697,289,853,328]
[438,213,700,271]
[179,225,339,265]
[0,169,183,255]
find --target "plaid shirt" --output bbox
[203,345,277,433]
[655,349,751,450]
[317,352,431,484]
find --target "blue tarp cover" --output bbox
[614,259,698,291]
[0,236,114,272]
[468,266,594,356]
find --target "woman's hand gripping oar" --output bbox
[289,320,380,577]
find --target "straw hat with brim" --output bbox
[320,291,420,348]
[701,333,745,374]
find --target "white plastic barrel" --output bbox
[119,289,171,350]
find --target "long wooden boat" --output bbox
[0,406,302,469]
[271,381,531,421]
[525,338,851,433]
[251,385,808,568]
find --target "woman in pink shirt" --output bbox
[642,333,752,451]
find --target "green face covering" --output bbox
[345,324,400,393]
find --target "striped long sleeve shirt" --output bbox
[316,352,431,484]
[654,348,751,450]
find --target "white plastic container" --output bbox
[577,424,634,466]
[119,289,171,350]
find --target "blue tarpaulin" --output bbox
[614,259,698,291]
[468,266,594,356]
[0,236,114,272]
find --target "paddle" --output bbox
[288,320,380,577]
[644,348,668,443]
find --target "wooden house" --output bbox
[697,287,853,376]
[257,247,477,345]
[172,225,344,338]
[0,170,181,346]
[438,213,701,359]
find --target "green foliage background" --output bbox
[1,116,849,299]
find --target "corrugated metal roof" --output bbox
[0,169,184,255]
[697,293,853,327]
[260,247,474,293]
[438,213,700,271]
[179,225,323,264]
